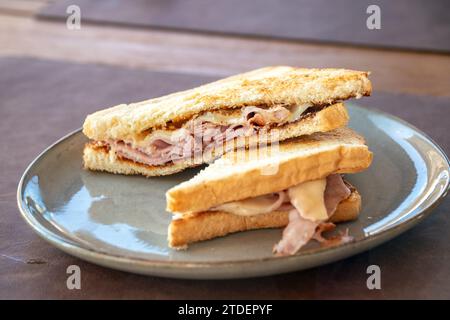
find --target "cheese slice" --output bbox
[211,192,286,216]
[193,109,242,126]
[287,178,328,221]
[287,104,310,122]
[210,177,328,219]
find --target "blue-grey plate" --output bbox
[17,104,450,279]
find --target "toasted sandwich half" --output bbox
[83,66,371,177]
[166,127,372,256]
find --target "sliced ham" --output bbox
[193,173,353,256]
[113,141,168,166]
[324,173,351,214]
[151,139,172,149]
[243,106,291,127]
[312,222,354,247]
[111,122,239,166]
[273,174,352,256]
[103,104,311,167]
[111,120,254,166]
[273,209,318,256]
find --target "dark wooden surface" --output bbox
[1,0,449,299]
[1,57,449,299]
[39,0,450,53]
[3,3,450,97]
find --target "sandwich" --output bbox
[82,67,371,176]
[166,127,373,256]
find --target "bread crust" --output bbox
[166,127,372,213]
[82,66,371,141]
[83,102,349,176]
[83,144,190,176]
[168,187,361,248]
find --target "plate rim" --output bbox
[17,105,450,270]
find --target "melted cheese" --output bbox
[210,177,328,219]
[287,178,328,221]
[287,104,310,122]
[193,110,242,126]
[212,192,285,216]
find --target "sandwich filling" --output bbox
[210,174,354,256]
[93,104,320,167]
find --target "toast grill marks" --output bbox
[96,103,329,167]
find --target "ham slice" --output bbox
[191,173,353,256]
[111,122,241,166]
[105,104,310,167]
[273,209,318,255]
[312,222,353,247]
[111,120,254,166]
[243,106,291,126]
[324,173,351,214]
[273,174,352,256]
[113,141,170,166]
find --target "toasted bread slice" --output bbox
[166,127,372,213]
[168,185,361,248]
[83,67,371,142]
[83,102,349,176]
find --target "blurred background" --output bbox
[1,0,449,299]
[2,0,449,95]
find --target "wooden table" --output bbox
[2,0,450,97]
[1,0,449,299]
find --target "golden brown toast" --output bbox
[168,185,361,248]
[166,127,372,213]
[83,66,371,142]
[83,102,350,176]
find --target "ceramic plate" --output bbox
[17,104,450,279]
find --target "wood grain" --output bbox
[1,57,449,299]
[1,1,449,299]
[37,0,450,53]
[0,0,47,16]
[0,12,449,97]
